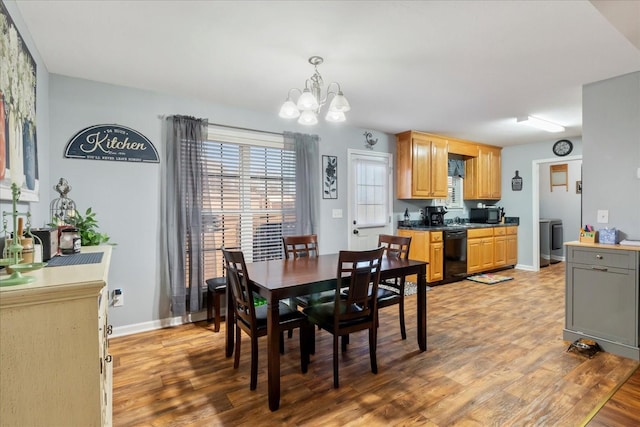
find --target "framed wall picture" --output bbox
[322,155,337,199]
[0,2,39,201]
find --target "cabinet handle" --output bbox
[596,254,603,259]
[105,354,112,363]
[106,325,113,335]
[591,266,608,272]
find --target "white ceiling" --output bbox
[14,0,640,147]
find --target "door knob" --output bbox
[353,229,359,235]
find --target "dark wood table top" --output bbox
[245,253,427,299]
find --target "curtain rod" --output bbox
[158,115,283,137]
[208,122,284,137]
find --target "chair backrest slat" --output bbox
[222,249,256,329]
[378,234,411,260]
[335,248,384,324]
[283,234,319,259]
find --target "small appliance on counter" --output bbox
[425,206,447,226]
[469,207,501,224]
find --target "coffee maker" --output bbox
[425,206,447,226]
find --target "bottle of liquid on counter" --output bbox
[404,208,410,224]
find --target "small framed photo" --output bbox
[576,180,582,194]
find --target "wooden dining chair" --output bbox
[377,234,412,340]
[206,277,227,332]
[222,249,312,390]
[283,235,335,308]
[303,247,384,388]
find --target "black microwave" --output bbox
[469,207,500,224]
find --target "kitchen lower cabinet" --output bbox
[397,229,443,283]
[563,243,640,360]
[467,228,494,274]
[0,246,113,425]
[506,226,518,265]
[429,231,443,282]
[493,227,507,268]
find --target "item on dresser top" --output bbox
[579,229,598,243]
[598,227,618,245]
[46,252,104,267]
[620,239,640,246]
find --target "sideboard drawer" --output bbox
[568,247,636,269]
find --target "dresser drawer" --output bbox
[568,247,637,269]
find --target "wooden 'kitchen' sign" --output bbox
[64,124,159,163]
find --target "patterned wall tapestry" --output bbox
[0,1,39,201]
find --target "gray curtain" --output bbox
[285,132,319,235]
[162,115,208,315]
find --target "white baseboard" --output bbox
[111,310,209,338]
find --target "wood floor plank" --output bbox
[110,262,640,426]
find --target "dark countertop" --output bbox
[398,223,516,231]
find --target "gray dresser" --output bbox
[564,242,640,360]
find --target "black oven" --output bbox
[469,207,500,224]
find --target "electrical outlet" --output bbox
[113,288,124,307]
[597,210,609,224]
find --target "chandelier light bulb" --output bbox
[297,89,319,111]
[298,110,318,125]
[328,92,351,112]
[279,99,300,119]
[325,110,346,123]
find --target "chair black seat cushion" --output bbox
[376,286,401,305]
[294,290,336,306]
[206,277,227,292]
[237,301,306,330]
[303,302,370,333]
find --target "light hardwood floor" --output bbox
[110,262,639,426]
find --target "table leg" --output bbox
[417,267,427,351]
[225,280,234,358]
[267,294,281,411]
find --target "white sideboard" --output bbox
[1,245,113,426]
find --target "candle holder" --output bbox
[1,182,46,287]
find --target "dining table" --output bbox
[225,253,428,411]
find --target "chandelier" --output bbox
[278,56,351,125]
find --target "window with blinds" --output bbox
[446,176,463,209]
[194,127,296,280]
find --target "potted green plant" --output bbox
[49,207,113,246]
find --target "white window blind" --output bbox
[189,127,296,280]
[446,176,463,209]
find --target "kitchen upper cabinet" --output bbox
[396,131,448,199]
[464,145,502,200]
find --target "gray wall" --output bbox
[582,71,640,241]
[540,158,583,255]
[499,138,583,269]
[48,74,393,332]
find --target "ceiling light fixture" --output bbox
[279,56,350,125]
[516,115,565,133]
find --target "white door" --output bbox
[348,149,393,250]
